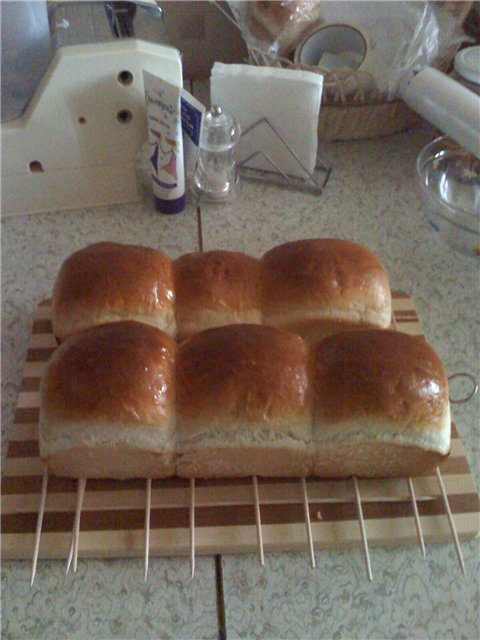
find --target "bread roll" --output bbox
[52,242,176,341]
[39,321,176,479]
[261,239,392,344]
[311,330,450,478]
[176,324,312,477]
[174,251,262,341]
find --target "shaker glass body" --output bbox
[192,104,240,201]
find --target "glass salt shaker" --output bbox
[192,104,241,202]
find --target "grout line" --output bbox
[215,555,227,640]
[196,205,204,253]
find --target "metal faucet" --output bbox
[1,0,168,123]
[104,1,166,41]
[105,2,138,38]
[49,1,168,48]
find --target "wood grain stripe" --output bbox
[6,440,40,458]
[20,378,41,392]
[3,512,479,560]
[26,348,55,362]
[14,407,39,424]
[394,303,417,310]
[6,423,38,441]
[394,303,422,315]
[1,475,188,494]
[16,391,41,409]
[430,457,470,475]
[3,457,44,475]
[3,494,479,535]
[395,325,424,337]
[2,475,476,528]
[394,311,419,318]
[32,319,53,334]
[2,475,76,495]
[2,474,476,516]
[32,306,52,321]
[29,334,57,348]
[23,362,48,379]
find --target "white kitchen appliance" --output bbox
[1,39,182,218]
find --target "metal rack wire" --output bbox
[237,117,332,195]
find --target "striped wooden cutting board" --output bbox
[2,293,479,560]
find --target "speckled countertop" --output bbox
[2,122,479,640]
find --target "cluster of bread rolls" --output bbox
[40,238,450,480]
[40,321,450,480]
[51,239,392,344]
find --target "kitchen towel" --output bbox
[211,63,323,180]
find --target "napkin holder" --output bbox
[211,63,331,196]
[238,117,331,194]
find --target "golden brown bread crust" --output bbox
[40,321,177,478]
[174,251,262,340]
[261,239,392,340]
[41,321,176,428]
[52,242,175,341]
[312,330,449,430]
[177,324,312,477]
[177,323,311,431]
[43,238,451,480]
[39,320,451,479]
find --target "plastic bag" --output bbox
[229,1,323,58]
[230,1,469,100]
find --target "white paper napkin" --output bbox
[211,63,323,180]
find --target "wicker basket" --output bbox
[248,1,472,141]
[318,100,420,141]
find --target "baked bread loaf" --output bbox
[52,242,176,341]
[39,320,450,479]
[311,330,451,478]
[176,324,312,477]
[39,321,176,479]
[174,251,262,341]
[261,239,392,344]
[50,238,393,345]
[42,238,451,481]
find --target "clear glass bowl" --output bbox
[416,136,480,258]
